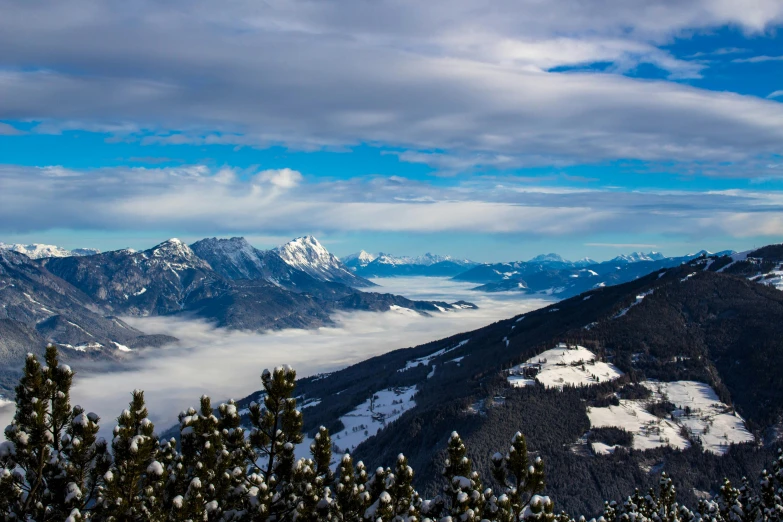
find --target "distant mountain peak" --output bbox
[612,251,667,264]
[145,238,208,269]
[342,250,377,268]
[0,242,100,259]
[276,236,374,287]
[528,253,569,264]
[276,236,334,266]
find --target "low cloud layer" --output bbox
[0,0,782,167]
[7,279,545,439]
[2,164,783,240]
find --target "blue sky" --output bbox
[1,1,782,262]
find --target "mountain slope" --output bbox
[276,236,375,287]
[235,257,783,516]
[191,237,358,299]
[41,239,218,317]
[0,249,175,396]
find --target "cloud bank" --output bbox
[2,164,783,239]
[0,0,782,168]
[45,279,546,438]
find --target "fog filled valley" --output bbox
[0,277,550,442]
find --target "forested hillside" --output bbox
[232,255,783,515]
[2,347,781,521]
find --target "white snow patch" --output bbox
[300,387,417,457]
[507,344,623,390]
[613,289,654,319]
[507,376,536,388]
[586,380,753,455]
[399,339,469,372]
[645,381,754,454]
[113,342,132,352]
[388,305,419,316]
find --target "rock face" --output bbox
[275,236,375,287]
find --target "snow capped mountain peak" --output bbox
[276,236,336,268]
[612,251,667,264]
[342,250,377,268]
[275,236,374,287]
[528,253,569,264]
[574,257,598,267]
[146,238,206,268]
[367,252,473,267]
[0,242,100,259]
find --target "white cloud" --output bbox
[0,122,21,135]
[0,1,781,165]
[768,90,783,99]
[257,168,303,189]
[584,243,659,248]
[732,55,783,63]
[1,164,783,240]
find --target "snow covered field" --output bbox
[646,381,753,454]
[507,344,623,389]
[0,277,550,442]
[295,386,417,464]
[588,400,689,454]
[587,380,753,455]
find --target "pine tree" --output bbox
[246,365,304,520]
[389,453,420,521]
[442,431,484,521]
[491,431,546,521]
[335,453,370,521]
[60,405,112,517]
[97,389,164,520]
[0,347,84,519]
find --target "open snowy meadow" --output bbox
[0,278,550,440]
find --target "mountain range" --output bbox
[343,251,478,277]
[0,242,100,259]
[0,236,475,398]
[233,243,783,516]
[454,250,738,297]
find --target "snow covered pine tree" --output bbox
[2,345,783,521]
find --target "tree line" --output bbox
[1,346,781,521]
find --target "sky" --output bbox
[1,0,782,262]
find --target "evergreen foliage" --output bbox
[2,347,782,521]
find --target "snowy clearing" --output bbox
[589,400,689,452]
[645,381,753,454]
[296,386,417,462]
[586,380,753,455]
[507,344,623,390]
[399,339,469,372]
[613,289,654,319]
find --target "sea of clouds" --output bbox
[0,278,550,439]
